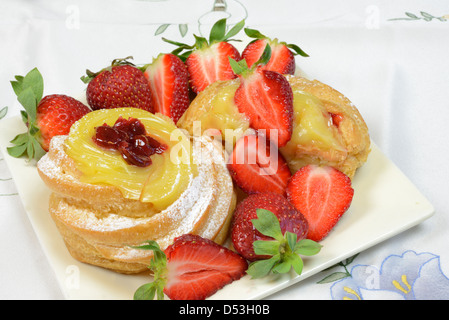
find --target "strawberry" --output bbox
[242,27,309,75]
[286,165,354,242]
[230,46,294,147]
[133,234,248,300]
[163,18,244,93]
[231,192,309,261]
[227,134,291,195]
[82,57,154,112]
[7,68,90,160]
[144,53,190,123]
[230,193,321,278]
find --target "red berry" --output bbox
[37,94,91,151]
[186,42,241,93]
[286,165,354,242]
[233,66,293,147]
[227,134,291,195]
[163,234,248,300]
[231,193,308,261]
[242,38,296,75]
[86,65,154,112]
[145,53,190,123]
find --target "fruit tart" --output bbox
[37,107,236,274]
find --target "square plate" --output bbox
[0,116,434,300]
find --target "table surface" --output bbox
[1,0,448,300]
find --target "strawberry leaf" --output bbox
[224,20,245,40]
[294,239,322,256]
[209,18,227,43]
[244,27,266,39]
[253,239,281,256]
[286,43,309,57]
[247,254,280,279]
[8,68,46,161]
[132,240,168,300]
[247,209,322,279]
[17,87,38,122]
[251,209,284,241]
[7,142,28,158]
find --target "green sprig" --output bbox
[163,18,245,62]
[246,209,322,279]
[132,241,168,300]
[7,68,46,161]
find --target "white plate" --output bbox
[0,116,434,300]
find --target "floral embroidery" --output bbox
[389,11,448,22]
[327,250,449,300]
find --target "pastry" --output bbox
[177,75,370,178]
[37,108,236,273]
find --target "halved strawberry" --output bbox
[133,234,248,300]
[286,165,354,242]
[82,57,154,112]
[242,27,309,75]
[227,134,292,195]
[231,192,309,262]
[144,53,190,123]
[230,48,294,147]
[7,68,90,160]
[163,18,244,93]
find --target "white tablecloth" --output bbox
[1,0,448,300]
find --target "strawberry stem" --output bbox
[246,209,322,279]
[132,241,168,300]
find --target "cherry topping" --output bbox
[92,117,167,167]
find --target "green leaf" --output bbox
[209,18,227,43]
[162,37,193,49]
[7,143,28,158]
[253,239,281,256]
[228,57,246,75]
[405,12,419,19]
[0,106,8,120]
[132,240,168,300]
[194,34,209,49]
[155,23,170,36]
[17,87,37,122]
[254,44,272,67]
[22,67,44,103]
[247,254,280,279]
[32,138,46,160]
[179,23,188,37]
[286,43,309,57]
[294,239,322,256]
[251,209,283,241]
[317,271,350,284]
[271,259,292,274]
[134,282,158,300]
[10,133,29,146]
[244,27,266,39]
[224,20,245,40]
[289,253,304,275]
[285,231,297,251]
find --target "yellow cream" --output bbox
[280,89,346,160]
[65,108,196,211]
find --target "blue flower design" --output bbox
[330,250,449,300]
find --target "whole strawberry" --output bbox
[82,57,154,112]
[37,94,91,151]
[8,68,90,160]
[242,27,309,75]
[163,18,244,94]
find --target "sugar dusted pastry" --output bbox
[37,108,236,274]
